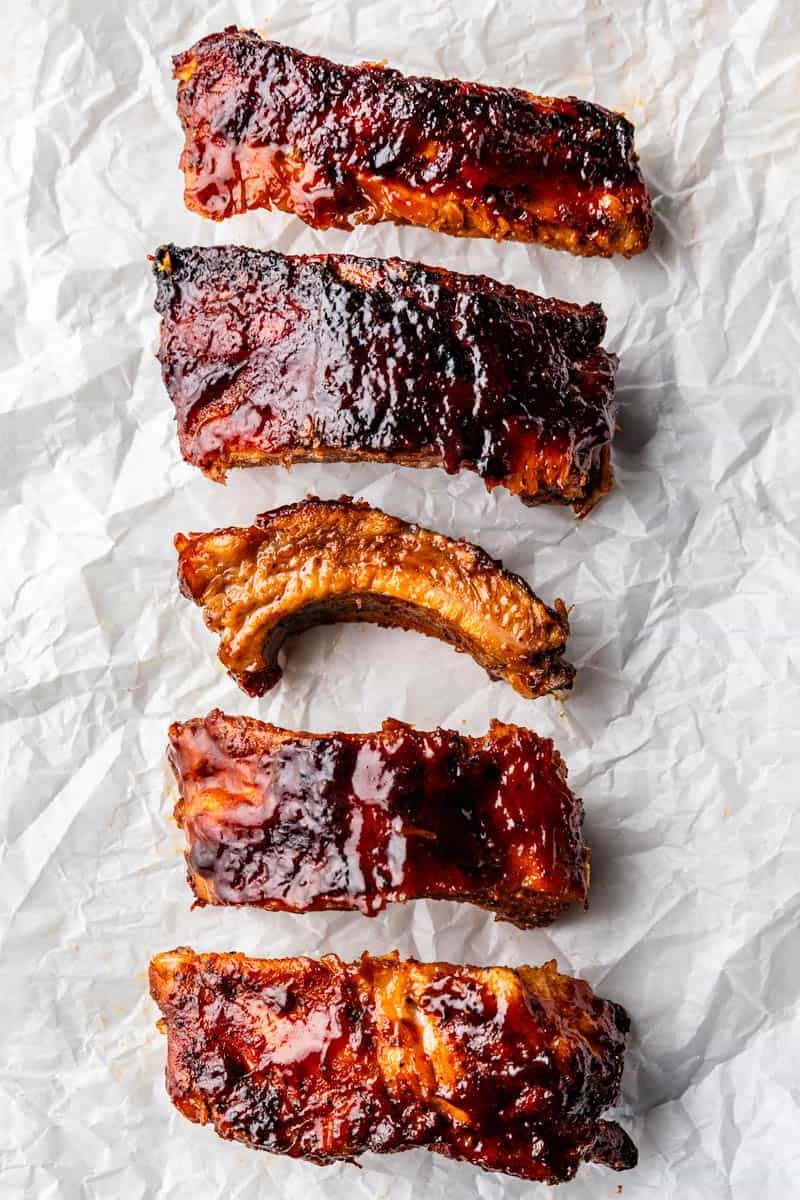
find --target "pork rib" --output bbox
[154,244,617,514]
[173,29,652,257]
[174,497,574,699]
[168,710,589,928]
[150,948,637,1183]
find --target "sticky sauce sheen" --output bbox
[150,949,638,1182]
[169,712,588,928]
[154,244,617,510]
[171,29,652,257]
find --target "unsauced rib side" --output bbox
[153,244,617,514]
[173,29,652,257]
[174,497,574,699]
[168,710,589,928]
[149,948,638,1183]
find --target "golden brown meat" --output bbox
[173,30,652,257]
[153,244,617,514]
[150,948,637,1183]
[168,710,589,928]
[175,497,574,699]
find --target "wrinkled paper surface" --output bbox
[2,1,799,1197]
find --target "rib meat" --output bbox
[173,29,652,257]
[150,948,637,1183]
[153,244,617,514]
[168,710,589,928]
[175,497,574,699]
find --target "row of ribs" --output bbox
[147,28,645,1185]
[155,706,638,1182]
[159,28,651,498]
[159,505,636,1180]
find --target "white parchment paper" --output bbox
[2,1,799,1196]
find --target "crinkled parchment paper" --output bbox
[2,1,799,1196]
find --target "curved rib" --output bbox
[168,710,589,928]
[149,947,638,1183]
[175,497,574,698]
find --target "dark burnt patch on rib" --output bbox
[153,244,618,513]
[149,948,638,1182]
[172,29,652,256]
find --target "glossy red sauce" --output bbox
[168,712,588,926]
[154,244,617,506]
[151,949,637,1181]
[172,29,652,256]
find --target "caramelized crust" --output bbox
[168,710,589,928]
[154,244,617,514]
[150,948,637,1182]
[174,497,574,699]
[173,29,652,257]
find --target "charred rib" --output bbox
[150,948,637,1183]
[173,29,652,257]
[154,244,617,514]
